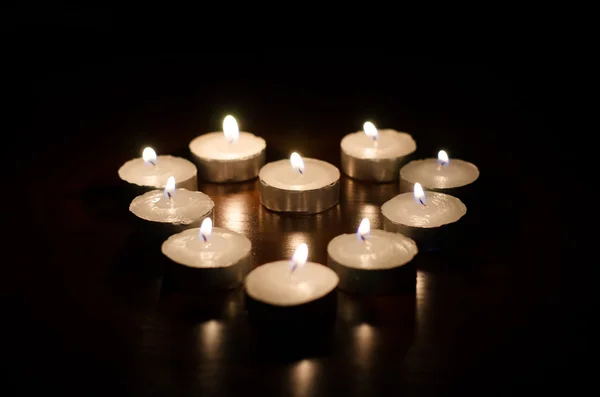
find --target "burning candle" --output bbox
[258,152,340,214]
[118,147,198,191]
[340,122,417,182]
[399,149,479,195]
[189,115,266,182]
[245,243,339,313]
[381,182,466,250]
[327,218,418,294]
[161,218,252,291]
[129,176,214,240]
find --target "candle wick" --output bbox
[360,235,366,242]
[202,234,207,242]
[150,160,156,166]
[167,192,172,200]
[298,169,303,174]
[419,199,427,207]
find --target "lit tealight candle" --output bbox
[400,149,479,195]
[381,182,467,250]
[189,115,266,182]
[245,244,339,319]
[327,218,418,294]
[258,152,340,214]
[129,176,214,240]
[340,122,417,182]
[118,146,198,192]
[161,218,252,291]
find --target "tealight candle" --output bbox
[245,244,339,323]
[258,152,340,214]
[341,122,417,182]
[189,115,266,182]
[118,147,198,192]
[400,150,480,195]
[161,218,252,292]
[129,176,214,242]
[327,218,418,294]
[381,182,467,250]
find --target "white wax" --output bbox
[400,158,479,189]
[341,129,416,159]
[129,188,214,225]
[161,227,251,268]
[118,155,197,188]
[189,132,266,160]
[259,158,340,190]
[328,230,417,269]
[245,261,339,306]
[381,192,466,228]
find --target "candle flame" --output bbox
[363,121,379,141]
[413,182,426,206]
[199,217,212,241]
[223,115,239,144]
[290,152,305,174]
[357,218,370,241]
[290,243,308,272]
[437,150,449,166]
[143,147,157,165]
[164,176,176,199]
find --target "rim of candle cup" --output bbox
[189,132,267,161]
[258,158,340,192]
[327,229,418,270]
[340,129,417,159]
[399,158,480,189]
[161,227,252,268]
[381,191,467,229]
[245,261,340,307]
[129,188,215,225]
[118,155,198,188]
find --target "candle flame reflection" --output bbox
[363,121,379,141]
[199,218,212,241]
[413,182,426,206]
[354,323,375,363]
[290,152,305,174]
[164,176,176,199]
[197,320,224,360]
[357,218,370,241]
[437,150,449,166]
[223,115,239,144]
[143,147,157,165]
[290,359,318,397]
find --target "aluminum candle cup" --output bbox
[189,115,266,182]
[341,122,417,182]
[129,177,214,247]
[258,153,340,214]
[327,219,418,294]
[381,183,466,251]
[118,147,198,197]
[244,244,339,326]
[399,150,479,199]
[161,219,252,292]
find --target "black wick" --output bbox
[167,192,172,200]
[201,234,207,242]
[298,169,303,174]
[419,199,427,207]
[149,160,156,166]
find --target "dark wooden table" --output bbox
[4,51,567,396]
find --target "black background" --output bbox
[2,8,571,397]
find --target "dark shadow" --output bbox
[245,291,336,362]
[157,286,245,323]
[341,176,400,205]
[199,179,258,196]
